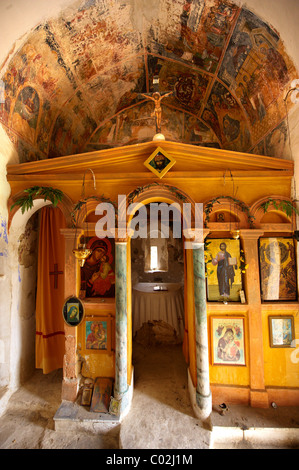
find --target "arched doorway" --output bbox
[7,195,72,393]
[115,183,212,420]
[130,202,186,396]
[131,202,185,346]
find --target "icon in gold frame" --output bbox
[144,147,176,179]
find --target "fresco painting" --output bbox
[49,90,97,158]
[184,114,219,146]
[56,1,143,75]
[147,57,211,115]
[11,86,40,144]
[160,106,184,142]
[219,8,280,89]
[18,138,46,163]
[1,27,80,158]
[265,121,290,159]
[202,81,251,151]
[86,106,220,151]
[43,22,78,90]
[219,7,294,149]
[88,117,117,150]
[0,0,297,160]
[162,0,239,74]
[249,140,265,156]
[83,58,145,123]
[115,102,157,146]
[36,100,55,154]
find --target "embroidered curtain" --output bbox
[35,206,66,373]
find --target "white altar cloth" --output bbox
[132,282,185,340]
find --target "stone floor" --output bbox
[0,342,299,450]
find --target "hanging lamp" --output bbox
[72,169,96,267]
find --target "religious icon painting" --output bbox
[268,316,295,348]
[81,386,93,406]
[90,377,113,413]
[211,317,246,366]
[86,320,108,350]
[62,296,84,327]
[81,315,112,354]
[80,236,115,298]
[205,239,242,302]
[144,146,176,179]
[109,397,120,416]
[259,238,297,301]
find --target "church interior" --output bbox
[0,0,299,449]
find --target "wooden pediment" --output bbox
[7,141,294,227]
[6,140,294,178]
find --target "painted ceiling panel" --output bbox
[0,0,297,162]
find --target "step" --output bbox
[54,400,120,434]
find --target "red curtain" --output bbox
[35,207,66,373]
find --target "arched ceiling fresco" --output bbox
[0,0,297,163]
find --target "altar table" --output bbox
[132,282,185,341]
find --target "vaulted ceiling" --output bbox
[0,0,297,163]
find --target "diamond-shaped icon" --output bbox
[144,147,176,179]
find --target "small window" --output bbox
[150,245,158,271]
[144,235,168,273]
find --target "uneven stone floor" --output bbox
[0,342,298,450]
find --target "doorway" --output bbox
[8,204,66,392]
[130,202,187,389]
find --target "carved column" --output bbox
[60,228,83,402]
[240,229,269,408]
[191,229,212,419]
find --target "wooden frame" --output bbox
[206,238,242,302]
[211,317,246,366]
[268,315,295,348]
[80,315,112,354]
[144,146,176,179]
[259,237,297,301]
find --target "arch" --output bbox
[74,196,117,227]
[203,196,253,228]
[124,182,207,416]
[126,183,197,238]
[7,198,69,393]
[8,190,74,232]
[250,195,296,228]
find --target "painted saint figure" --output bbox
[212,242,236,298]
[140,91,173,133]
[149,151,170,173]
[86,321,107,349]
[81,238,115,297]
[217,328,240,362]
[67,304,79,323]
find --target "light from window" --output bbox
[150,245,158,271]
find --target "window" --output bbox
[150,246,158,271]
[144,234,168,273]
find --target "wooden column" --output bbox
[240,229,269,408]
[60,228,83,402]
